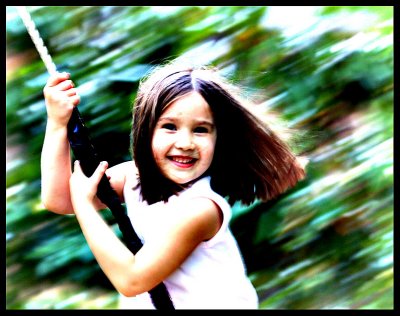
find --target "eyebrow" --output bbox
[158,116,215,127]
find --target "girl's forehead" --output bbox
[161,92,213,120]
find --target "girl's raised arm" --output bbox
[41,72,79,214]
[40,72,122,214]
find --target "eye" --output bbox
[161,123,176,131]
[194,126,209,133]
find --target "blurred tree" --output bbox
[6,6,393,309]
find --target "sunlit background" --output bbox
[6,6,393,309]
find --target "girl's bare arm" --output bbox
[41,72,127,214]
[41,72,79,214]
[69,160,222,297]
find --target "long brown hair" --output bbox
[131,60,306,205]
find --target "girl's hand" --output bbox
[70,160,108,209]
[43,72,80,128]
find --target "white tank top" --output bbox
[119,176,259,309]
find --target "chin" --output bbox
[167,174,195,185]
[171,178,192,185]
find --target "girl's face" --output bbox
[152,92,217,185]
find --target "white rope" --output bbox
[16,6,58,75]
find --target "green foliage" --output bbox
[6,6,393,309]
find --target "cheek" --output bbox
[151,146,160,164]
[201,139,217,164]
[151,133,166,161]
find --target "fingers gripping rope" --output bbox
[16,6,57,75]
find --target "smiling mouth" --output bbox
[168,156,197,166]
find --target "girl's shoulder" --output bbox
[176,177,233,246]
[107,160,138,179]
[183,177,225,203]
[179,177,232,224]
[108,160,138,173]
[106,160,139,199]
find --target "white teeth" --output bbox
[172,157,193,163]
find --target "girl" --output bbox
[41,60,306,309]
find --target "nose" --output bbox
[175,130,194,150]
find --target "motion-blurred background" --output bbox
[6,6,393,309]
